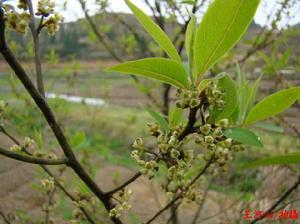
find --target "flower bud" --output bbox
[223,138,232,147]
[168,136,178,146]
[148,123,160,136]
[207,143,216,151]
[204,136,214,144]
[213,127,223,137]
[200,124,211,135]
[159,143,169,154]
[170,149,180,159]
[132,138,143,149]
[195,136,204,144]
[216,99,225,108]
[10,145,21,153]
[217,119,229,128]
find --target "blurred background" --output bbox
[0,0,299,223]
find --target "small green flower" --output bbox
[200,124,211,135]
[204,136,214,144]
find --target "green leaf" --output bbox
[125,0,181,63]
[107,58,189,89]
[185,15,197,79]
[145,107,169,132]
[224,127,263,147]
[213,74,238,121]
[241,153,300,169]
[194,0,260,77]
[168,106,184,128]
[245,87,300,126]
[254,122,284,133]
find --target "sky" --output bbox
[4,0,300,28]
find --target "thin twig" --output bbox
[0,209,10,224]
[105,172,142,196]
[0,146,68,165]
[27,0,45,97]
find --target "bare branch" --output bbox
[0,146,68,165]
[0,209,10,224]
[105,172,142,196]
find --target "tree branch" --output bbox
[27,0,45,97]
[0,146,68,165]
[105,172,142,196]
[0,209,10,224]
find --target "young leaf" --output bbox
[107,58,189,89]
[125,0,181,63]
[168,106,184,128]
[185,15,197,79]
[245,87,300,126]
[213,74,238,121]
[241,154,300,169]
[145,107,169,132]
[194,0,260,78]
[224,127,263,147]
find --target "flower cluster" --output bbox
[176,89,201,109]
[2,0,63,35]
[36,0,63,35]
[128,82,246,205]
[17,0,28,10]
[8,136,59,161]
[41,177,55,192]
[4,7,31,34]
[43,12,64,35]
[196,119,245,175]
[109,189,132,218]
[71,191,97,222]
[205,82,225,109]
[36,0,55,17]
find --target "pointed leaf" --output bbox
[224,127,263,147]
[242,154,300,169]
[245,87,300,126]
[194,0,260,77]
[186,15,197,79]
[213,74,238,121]
[125,0,181,63]
[185,15,197,79]
[107,58,189,89]
[145,108,169,132]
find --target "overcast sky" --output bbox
[5,0,300,28]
